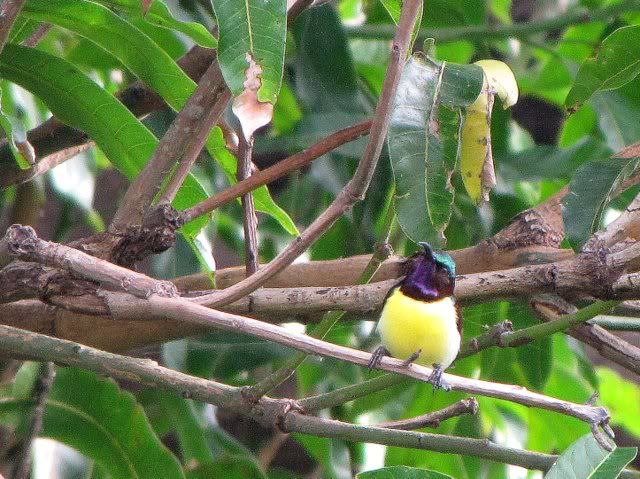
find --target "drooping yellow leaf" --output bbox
[460,60,518,203]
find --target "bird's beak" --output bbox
[418,242,434,259]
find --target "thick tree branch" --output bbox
[110,60,231,231]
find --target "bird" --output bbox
[368,242,461,390]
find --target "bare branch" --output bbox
[0,0,26,55]
[181,120,372,223]
[376,398,478,430]
[110,60,231,231]
[2,325,635,477]
[237,136,260,275]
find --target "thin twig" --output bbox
[12,362,56,479]
[531,294,640,375]
[0,0,27,55]
[237,135,259,276]
[2,325,637,477]
[376,398,478,430]
[110,60,230,231]
[180,120,372,223]
[243,205,395,400]
[184,0,422,309]
[21,22,50,47]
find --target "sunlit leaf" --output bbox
[544,433,636,479]
[565,26,640,112]
[94,0,216,48]
[0,85,33,169]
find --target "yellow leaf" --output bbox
[460,60,518,203]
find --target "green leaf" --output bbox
[596,367,640,439]
[211,0,286,104]
[544,433,637,479]
[565,26,640,111]
[591,89,640,152]
[562,153,640,250]
[22,0,195,111]
[186,459,264,479]
[0,367,184,479]
[0,43,208,235]
[0,85,32,169]
[511,303,552,391]
[23,0,295,236]
[93,0,217,48]
[292,4,365,113]
[357,466,453,479]
[387,53,483,245]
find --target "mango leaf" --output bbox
[211,0,286,104]
[93,0,216,48]
[22,0,295,235]
[186,459,264,479]
[565,26,640,112]
[388,53,483,245]
[357,466,453,478]
[0,85,33,169]
[0,44,209,235]
[544,434,636,479]
[562,152,640,250]
[0,367,184,479]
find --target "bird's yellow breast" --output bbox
[378,288,460,368]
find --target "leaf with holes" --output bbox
[562,149,640,251]
[212,0,286,104]
[388,53,482,245]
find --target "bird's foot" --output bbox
[401,349,422,367]
[428,364,451,391]
[368,346,390,370]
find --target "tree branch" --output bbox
[237,135,260,276]
[180,120,372,223]
[376,398,478,430]
[345,0,640,43]
[1,325,635,477]
[0,0,26,55]
[110,60,231,231]
[186,0,421,309]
